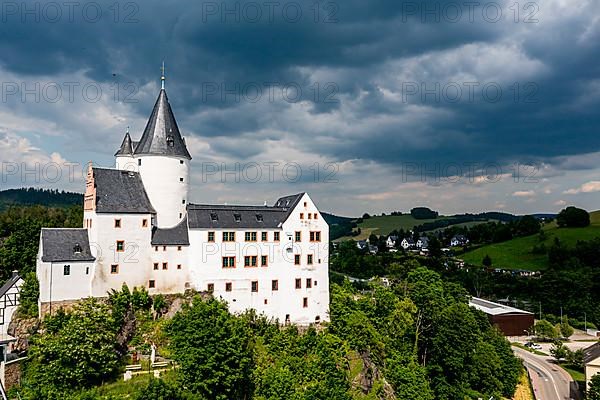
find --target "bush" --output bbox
[556,206,590,228]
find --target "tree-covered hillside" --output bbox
[0,188,82,211]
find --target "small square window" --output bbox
[308,213,312,219]
[116,241,125,252]
[294,254,300,265]
[295,231,301,242]
[306,278,312,288]
[272,280,279,291]
[251,281,258,292]
[295,278,301,289]
[208,231,215,242]
[300,213,304,219]
[177,264,182,270]
[180,177,184,182]
[304,202,307,207]
[162,262,168,270]
[149,280,155,288]
[303,297,308,308]
[264,299,268,305]
[142,219,148,227]
[180,160,184,164]
[225,282,232,292]
[111,264,119,274]
[182,199,186,204]
[261,232,268,241]
[153,263,159,270]
[274,232,280,241]
[177,246,182,251]
[114,219,121,228]
[207,283,214,293]
[314,213,318,219]
[63,265,70,276]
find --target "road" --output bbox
[513,346,579,400]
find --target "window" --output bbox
[261,255,268,267]
[180,160,184,164]
[256,214,263,222]
[295,231,301,242]
[245,232,257,242]
[208,231,215,242]
[114,219,121,228]
[304,201,307,207]
[153,263,159,270]
[207,283,214,293]
[138,159,142,166]
[142,219,148,227]
[272,280,278,291]
[149,280,155,288]
[274,232,280,241]
[308,213,312,219]
[251,281,258,292]
[225,282,232,292]
[300,213,304,219]
[111,264,119,274]
[179,177,184,182]
[310,231,321,242]
[306,278,312,288]
[303,297,308,308]
[234,213,241,222]
[179,213,182,218]
[177,246,182,251]
[294,254,300,265]
[307,254,313,265]
[85,267,89,275]
[163,246,166,251]
[155,246,158,252]
[162,262,168,270]
[314,213,318,219]
[223,231,235,242]
[177,264,182,270]
[244,256,258,267]
[116,240,124,252]
[63,265,70,275]
[210,213,218,222]
[295,278,301,289]
[261,232,268,241]
[264,299,268,304]
[182,199,185,204]
[222,256,235,268]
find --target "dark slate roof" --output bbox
[0,272,22,298]
[152,216,190,245]
[40,228,96,262]
[187,193,304,229]
[93,168,156,214]
[584,342,600,364]
[114,132,133,156]
[133,89,192,160]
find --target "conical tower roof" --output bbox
[114,131,133,156]
[133,89,192,160]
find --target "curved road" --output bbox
[513,346,579,400]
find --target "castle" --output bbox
[36,75,329,325]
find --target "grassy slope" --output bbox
[461,211,600,271]
[336,214,452,241]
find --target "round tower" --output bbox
[133,77,192,228]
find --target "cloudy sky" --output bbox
[1,0,599,216]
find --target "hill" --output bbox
[460,210,600,271]
[0,188,82,211]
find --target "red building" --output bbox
[469,297,534,336]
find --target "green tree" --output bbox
[556,206,590,228]
[534,320,558,340]
[165,297,253,400]
[17,272,39,317]
[482,254,492,267]
[589,373,600,400]
[558,320,574,338]
[24,299,120,394]
[550,341,568,361]
[133,378,189,400]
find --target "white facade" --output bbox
[36,86,329,325]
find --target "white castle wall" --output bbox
[137,155,188,229]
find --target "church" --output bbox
[36,73,330,325]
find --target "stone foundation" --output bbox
[39,299,93,318]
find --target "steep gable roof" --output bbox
[40,228,95,262]
[93,168,155,214]
[114,132,133,156]
[134,89,191,160]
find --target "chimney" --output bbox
[11,270,18,278]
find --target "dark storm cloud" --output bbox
[1,0,599,175]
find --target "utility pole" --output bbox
[539,301,542,320]
[560,306,563,323]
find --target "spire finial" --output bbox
[126,125,129,135]
[161,61,165,90]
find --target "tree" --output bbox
[24,299,120,394]
[566,348,584,369]
[550,341,568,361]
[133,378,189,400]
[17,272,39,317]
[556,206,590,228]
[558,320,574,338]
[515,215,541,236]
[534,320,558,340]
[482,254,492,267]
[165,297,253,400]
[410,207,439,220]
[589,374,600,400]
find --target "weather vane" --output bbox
[161,61,165,89]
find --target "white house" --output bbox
[36,75,329,325]
[400,238,415,250]
[585,342,600,391]
[450,235,469,247]
[0,272,23,343]
[416,237,429,249]
[386,235,398,248]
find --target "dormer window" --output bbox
[210,213,218,222]
[73,243,82,254]
[234,213,241,222]
[255,214,263,222]
[166,135,174,147]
